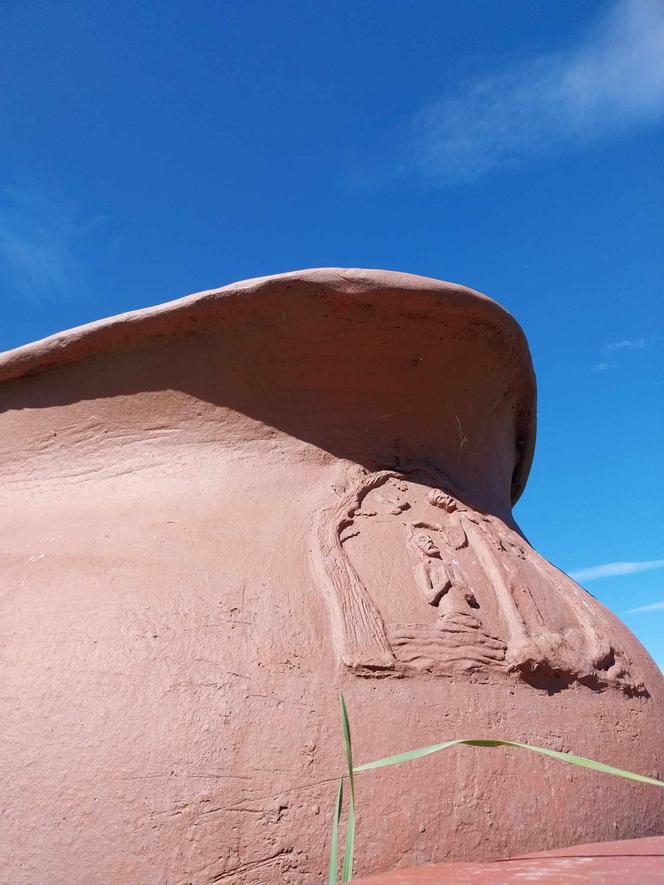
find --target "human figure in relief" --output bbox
[396,522,506,671]
[409,526,480,626]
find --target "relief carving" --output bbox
[313,467,645,694]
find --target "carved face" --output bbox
[428,489,458,512]
[415,532,440,558]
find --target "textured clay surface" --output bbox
[1,268,663,883]
[352,835,664,883]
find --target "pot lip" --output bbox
[0,267,536,503]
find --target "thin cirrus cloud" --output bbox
[406,0,664,182]
[625,600,664,615]
[570,559,664,582]
[592,336,649,371]
[603,337,647,353]
[0,188,100,303]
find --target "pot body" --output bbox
[1,270,662,883]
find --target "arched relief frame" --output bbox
[314,469,404,674]
[312,466,646,694]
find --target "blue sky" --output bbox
[2,1,663,667]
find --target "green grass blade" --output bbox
[328,777,344,885]
[340,692,355,882]
[354,739,461,772]
[354,737,664,788]
[340,692,355,798]
[342,798,355,883]
[496,740,664,787]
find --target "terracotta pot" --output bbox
[1,269,662,883]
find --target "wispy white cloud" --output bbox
[407,0,664,181]
[570,559,664,582]
[592,335,650,372]
[625,600,664,615]
[0,187,101,302]
[603,337,647,353]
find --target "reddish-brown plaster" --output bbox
[1,269,662,883]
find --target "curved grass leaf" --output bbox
[354,737,664,788]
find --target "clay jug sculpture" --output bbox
[1,269,663,883]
